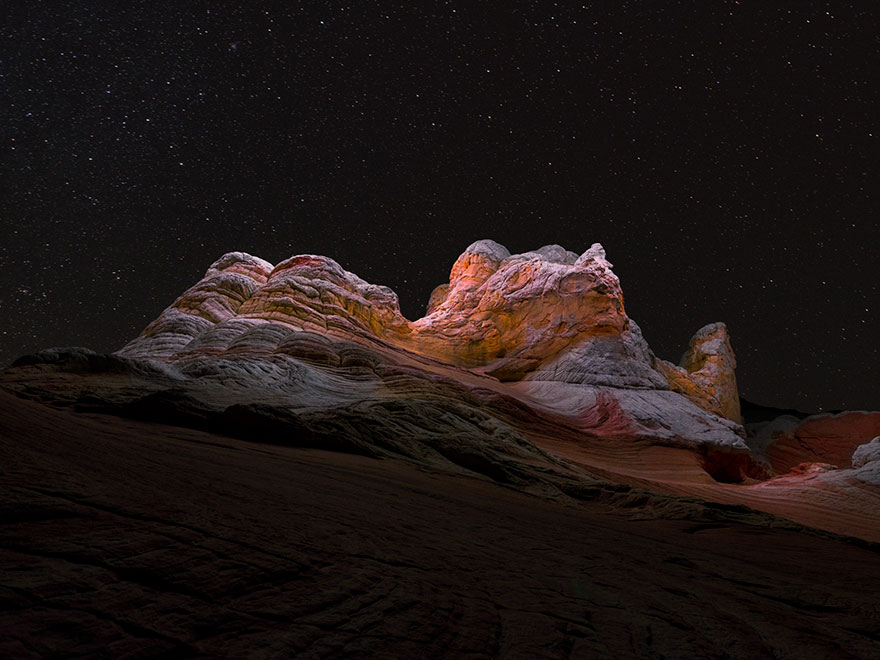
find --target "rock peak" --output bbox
[581,242,606,260]
[461,239,511,261]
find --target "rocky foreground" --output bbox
[2,240,879,658]
[4,391,880,659]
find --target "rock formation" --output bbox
[115,241,748,454]
[4,240,880,659]
[3,239,879,538]
[118,241,684,383]
[656,322,742,424]
[745,410,880,474]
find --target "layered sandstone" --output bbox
[117,241,742,429]
[4,241,880,660]
[4,239,880,541]
[746,410,880,474]
[5,389,880,659]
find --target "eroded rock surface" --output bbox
[853,437,880,468]
[3,240,878,537]
[657,322,743,424]
[118,242,736,409]
[746,411,880,474]
[3,241,880,659]
[110,242,748,456]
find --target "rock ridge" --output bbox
[118,240,739,427]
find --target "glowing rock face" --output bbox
[411,240,629,378]
[118,240,742,427]
[130,252,273,358]
[656,322,743,424]
[8,239,880,544]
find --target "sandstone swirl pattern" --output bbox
[117,241,747,453]
[4,240,879,540]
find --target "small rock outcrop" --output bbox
[852,437,880,468]
[657,323,742,424]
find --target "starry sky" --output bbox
[1,1,877,411]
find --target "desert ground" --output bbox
[3,390,880,659]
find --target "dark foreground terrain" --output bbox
[2,391,880,659]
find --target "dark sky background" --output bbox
[1,1,877,412]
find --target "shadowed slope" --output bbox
[2,392,880,659]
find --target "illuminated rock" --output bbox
[412,240,629,378]
[119,252,273,359]
[102,243,770,497]
[239,254,411,339]
[11,241,880,539]
[424,283,449,315]
[116,241,749,428]
[656,323,743,424]
[107,241,759,470]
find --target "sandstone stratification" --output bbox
[747,410,880,474]
[118,241,742,429]
[102,241,769,479]
[122,252,273,359]
[4,240,880,539]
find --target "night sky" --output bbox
[1,2,876,412]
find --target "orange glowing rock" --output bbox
[656,322,742,424]
[10,240,880,542]
[117,240,744,427]
[410,240,630,378]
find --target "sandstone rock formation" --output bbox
[5,241,880,660]
[121,240,639,376]
[746,410,880,474]
[115,241,746,445]
[656,322,742,424]
[4,239,879,539]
